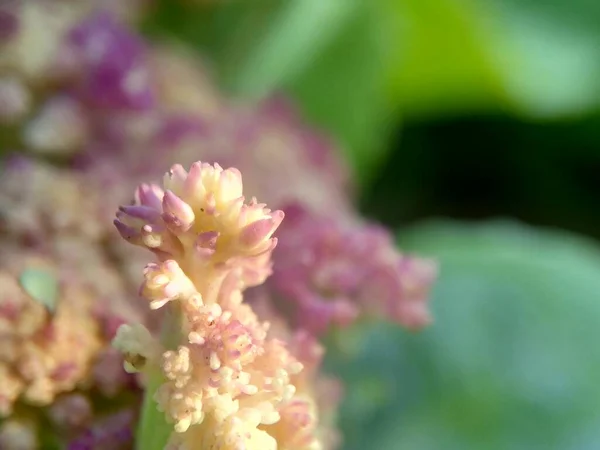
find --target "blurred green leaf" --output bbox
[482,0,600,118]
[380,0,600,119]
[226,0,356,98]
[281,1,391,187]
[221,0,392,187]
[379,0,508,117]
[19,269,58,312]
[333,220,600,449]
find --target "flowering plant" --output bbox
[113,161,331,449]
[0,3,436,449]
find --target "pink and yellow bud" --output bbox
[162,190,196,233]
[114,161,284,294]
[140,260,198,310]
[267,396,321,450]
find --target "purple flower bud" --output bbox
[0,5,19,43]
[161,190,195,232]
[113,219,141,243]
[134,183,163,210]
[239,212,284,250]
[118,205,161,223]
[196,231,219,249]
[66,13,154,110]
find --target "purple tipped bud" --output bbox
[161,190,194,231]
[135,183,163,209]
[194,232,219,260]
[118,205,161,222]
[196,231,219,249]
[67,13,154,110]
[0,6,19,42]
[113,219,140,242]
[239,212,284,249]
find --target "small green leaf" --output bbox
[19,269,59,312]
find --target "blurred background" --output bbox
[142,1,600,449]
[4,0,600,448]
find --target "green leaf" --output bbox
[136,369,171,450]
[380,0,508,117]
[19,269,58,312]
[332,220,600,449]
[226,0,356,99]
[217,0,392,187]
[282,1,392,187]
[136,308,185,450]
[380,0,600,119]
[482,0,600,118]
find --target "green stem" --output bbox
[135,369,171,450]
[136,304,184,450]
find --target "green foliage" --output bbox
[379,0,508,116]
[482,0,600,118]
[280,1,391,187]
[331,220,600,449]
[379,0,600,119]
[19,269,58,313]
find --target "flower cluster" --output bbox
[269,204,437,335]
[0,248,140,450]
[113,161,336,449]
[0,2,437,448]
[0,157,145,449]
[0,253,100,417]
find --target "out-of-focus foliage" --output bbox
[19,269,59,312]
[144,0,391,186]
[328,220,600,450]
[381,0,600,118]
[146,0,600,185]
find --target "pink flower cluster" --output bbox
[0,159,144,450]
[270,204,437,335]
[113,161,338,449]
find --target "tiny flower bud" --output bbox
[162,190,195,232]
[239,212,284,250]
